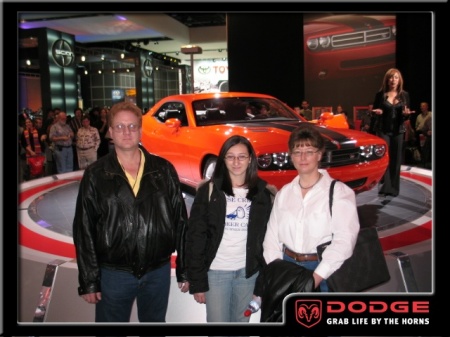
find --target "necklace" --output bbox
[299,173,322,190]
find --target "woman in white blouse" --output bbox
[262,123,360,292]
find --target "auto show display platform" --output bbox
[17,166,432,324]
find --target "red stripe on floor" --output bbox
[400,171,432,185]
[19,222,76,258]
[379,220,432,251]
[19,179,80,203]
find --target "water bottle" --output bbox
[244,296,261,317]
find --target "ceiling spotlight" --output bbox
[26,59,31,66]
[112,69,116,73]
[120,53,125,59]
[101,55,105,61]
[98,70,102,74]
[81,55,86,62]
[84,70,88,75]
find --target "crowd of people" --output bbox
[18,106,115,182]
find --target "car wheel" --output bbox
[203,157,217,180]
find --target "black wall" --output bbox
[395,13,432,111]
[227,13,304,108]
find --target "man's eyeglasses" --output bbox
[290,150,319,158]
[224,155,250,162]
[112,123,140,133]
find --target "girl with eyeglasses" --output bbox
[186,135,277,328]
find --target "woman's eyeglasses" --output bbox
[290,150,319,158]
[224,155,249,162]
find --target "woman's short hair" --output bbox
[288,123,325,152]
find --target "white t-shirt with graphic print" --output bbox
[210,187,251,271]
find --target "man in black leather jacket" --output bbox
[73,102,188,324]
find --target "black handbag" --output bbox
[317,180,391,292]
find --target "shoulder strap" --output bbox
[329,179,338,216]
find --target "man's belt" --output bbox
[284,246,318,262]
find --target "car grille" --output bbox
[320,148,361,167]
[332,27,393,48]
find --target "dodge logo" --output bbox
[295,299,322,328]
[52,39,74,67]
[143,59,153,77]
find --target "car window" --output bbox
[193,98,299,126]
[154,102,188,126]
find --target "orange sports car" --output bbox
[141,92,388,193]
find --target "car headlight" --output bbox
[307,36,331,51]
[272,152,290,167]
[319,36,331,48]
[257,154,273,168]
[307,38,319,50]
[360,145,386,159]
[373,144,386,157]
[391,25,397,37]
[257,152,291,169]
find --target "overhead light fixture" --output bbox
[181,45,203,54]
[98,70,102,74]
[26,59,31,66]
[81,55,86,62]
[84,70,88,75]
[120,53,125,59]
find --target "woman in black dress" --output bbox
[371,68,414,197]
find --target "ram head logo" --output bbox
[295,299,322,328]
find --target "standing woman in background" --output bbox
[372,68,413,197]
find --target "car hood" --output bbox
[304,14,390,35]
[212,120,376,151]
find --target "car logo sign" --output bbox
[143,59,153,77]
[52,39,74,67]
[295,299,322,328]
[198,65,211,74]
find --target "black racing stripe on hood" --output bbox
[320,15,384,30]
[233,121,354,150]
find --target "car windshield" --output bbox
[192,98,300,126]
